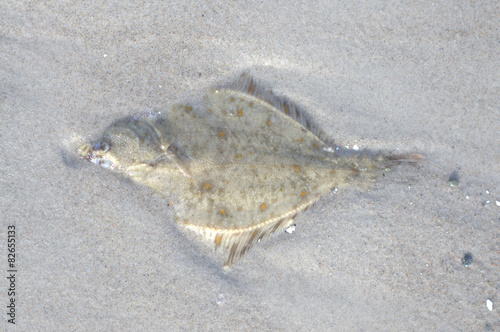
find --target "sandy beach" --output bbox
[1,1,498,330]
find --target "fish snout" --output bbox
[77,142,114,168]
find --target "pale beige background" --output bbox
[1,1,498,331]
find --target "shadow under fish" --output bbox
[78,73,423,267]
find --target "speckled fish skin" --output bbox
[79,74,421,267]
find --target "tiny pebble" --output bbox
[462,253,473,266]
[485,190,490,194]
[495,200,499,207]
[448,171,459,187]
[352,144,359,151]
[486,299,493,311]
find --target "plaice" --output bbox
[79,74,422,267]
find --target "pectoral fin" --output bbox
[140,118,192,177]
[165,144,192,178]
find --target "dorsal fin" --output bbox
[220,73,333,146]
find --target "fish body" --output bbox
[79,75,420,267]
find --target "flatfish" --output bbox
[79,74,422,267]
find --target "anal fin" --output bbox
[189,214,297,268]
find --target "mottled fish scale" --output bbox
[79,74,422,267]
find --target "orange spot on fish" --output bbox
[248,81,255,93]
[284,104,290,114]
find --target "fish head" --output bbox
[78,119,165,171]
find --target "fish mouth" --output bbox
[78,141,115,169]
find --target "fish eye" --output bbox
[92,141,110,153]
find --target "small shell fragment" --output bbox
[486,299,493,311]
[285,224,296,234]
